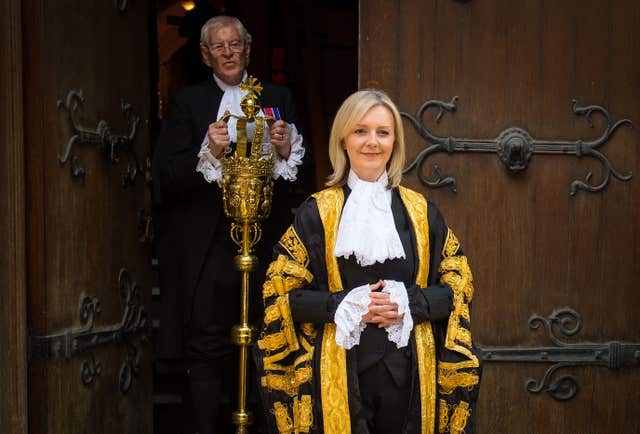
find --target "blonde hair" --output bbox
[326,89,405,188]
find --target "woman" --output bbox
[256,90,481,434]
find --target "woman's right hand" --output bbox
[362,280,404,327]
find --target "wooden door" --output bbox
[360,0,640,432]
[23,1,153,433]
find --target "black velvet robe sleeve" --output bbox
[273,197,346,324]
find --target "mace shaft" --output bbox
[231,220,258,433]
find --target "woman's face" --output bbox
[343,104,395,182]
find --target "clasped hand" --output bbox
[361,280,404,328]
[207,118,291,159]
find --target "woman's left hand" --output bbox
[362,283,404,327]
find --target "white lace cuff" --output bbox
[196,135,223,186]
[382,280,413,348]
[334,284,371,350]
[273,123,304,181]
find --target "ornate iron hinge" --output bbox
[402,98,633,195]
[57,89,144,186]
[479,307,640,401]
[29,268,148,394]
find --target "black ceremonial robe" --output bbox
[255,185,481,434]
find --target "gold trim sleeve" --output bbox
[438,367,480,395]
[438,400,471,434]
[272,395,314,434]
[261,366,313,397]
[438,399,449,433]
[320,324,350,434]
[449,401,471,434]
[399,187,437,434]
[443,229,461,257]
[279,225,310,267]
[312,188,351,434]
[258,331,288,352]
[312,188,345,294]
[399,186,430,287]
[441,228,479,367]
[414,323,437,434]
[273,401,294,433]
[298,395,313,432]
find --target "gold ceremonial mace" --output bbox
[220,76,274,434]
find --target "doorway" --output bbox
[150,1,358,432]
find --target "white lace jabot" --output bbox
[333,170,406,266]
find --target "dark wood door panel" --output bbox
[361,0,640,432]
[24,1,152,433]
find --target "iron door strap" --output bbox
[57,89,143,186]
[479,307,640,401]
[28,268,148,394]
[402,97,633,195]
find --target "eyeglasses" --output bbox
[206,40,244,54]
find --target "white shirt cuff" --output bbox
[273,123,305,181]
[334,284,371,350]
[196,134,223,186]
[382,280,413,348]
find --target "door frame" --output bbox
[0,0,28,432]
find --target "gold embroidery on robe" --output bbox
[261,366,313,396]
[438,360,479,371]
[438,368,480,395]
[258,331,288,352]
[272,395,314,434]
[298,395,313,432]
[399,186,436,434]
[313,188,351,434]
[449,401,470,434]
[265,254,313,285]
[279,225,310,267]
[264,303,281,324]
[440,229,479,367]
[261,228,317,432]
[273,401,294,433]
[300,323,316,338]
[444,229,461,257]
[263,267,313,298]
[438,399,449,433]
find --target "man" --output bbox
[153,15,308,434]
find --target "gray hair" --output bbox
[200,15,252,46]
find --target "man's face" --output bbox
[200,25,250,86]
